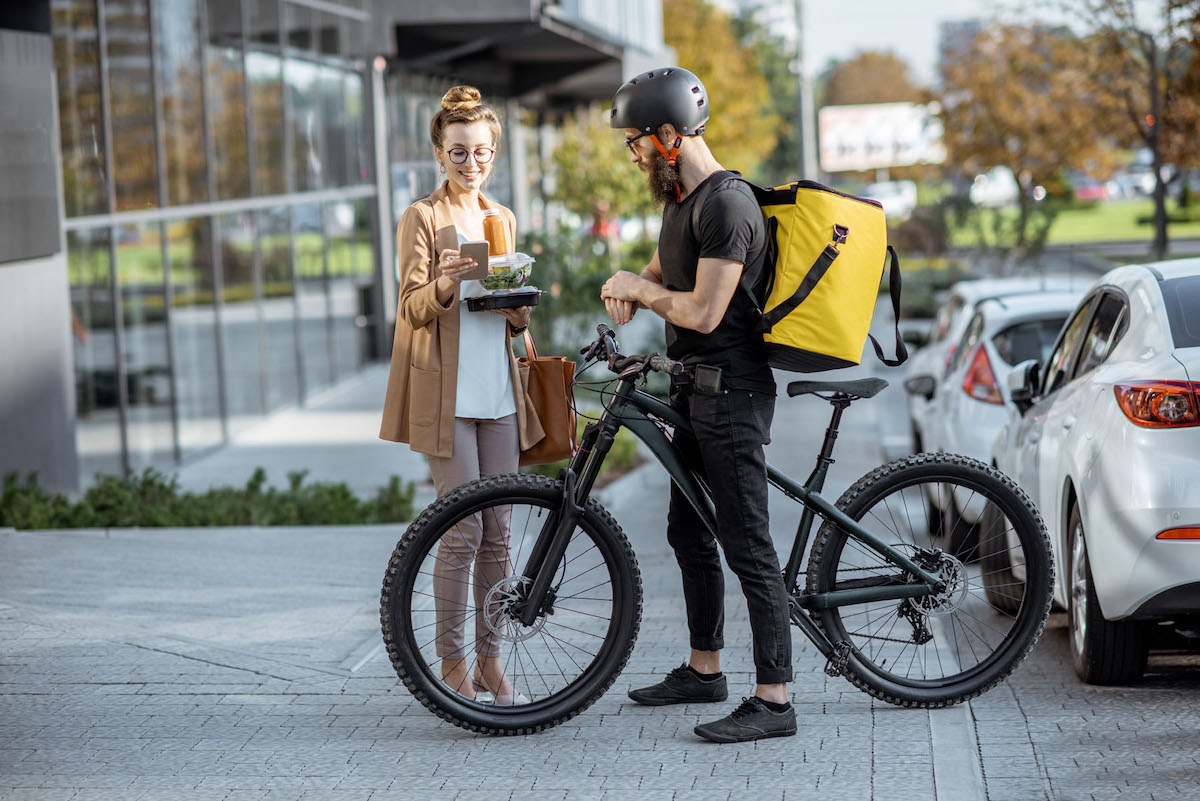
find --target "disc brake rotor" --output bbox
[482,575,548,642]
[912,553,969,617]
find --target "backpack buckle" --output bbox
[832,224,849,245]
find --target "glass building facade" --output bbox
[41,0,655,490]
[53,0,379,484]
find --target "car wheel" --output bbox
[979,501,1023,615]
[1068,505,1147,685]
[941,497,978,558]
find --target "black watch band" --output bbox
[509,323,528,336]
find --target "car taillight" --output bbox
[1113,381,1200,428]
[962,345,1003,404]
[1157,528,1200,540]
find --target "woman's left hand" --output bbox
[492,306,533,330]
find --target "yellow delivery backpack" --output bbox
[692,173,907,373]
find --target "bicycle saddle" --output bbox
[786,377,889,400]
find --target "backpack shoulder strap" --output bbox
[686,171,768,325]
[687,170,744,239]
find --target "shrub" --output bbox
[0,468,415,531]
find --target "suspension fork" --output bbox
[514,398,625,627]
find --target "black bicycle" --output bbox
[380,324,1054,735]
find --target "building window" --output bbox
[117,221,175,471]
[105,0,159,211]
[52,0,108,218]
[167,217,223,456]
[69,228,122,481]
[155,0,208,205]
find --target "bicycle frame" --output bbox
[515,376,947,660]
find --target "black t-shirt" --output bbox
[658,171,775,392]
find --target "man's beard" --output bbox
[643,146,682,207]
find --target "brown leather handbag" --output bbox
[518,329,577,467]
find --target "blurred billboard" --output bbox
[818,102,945,172]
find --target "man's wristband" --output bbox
[508,323,528,336]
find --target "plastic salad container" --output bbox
[481,252,535,290]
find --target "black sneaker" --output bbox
[627,663,728,706]
[694,697,797,743]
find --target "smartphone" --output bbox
[694,365,723,393]
[458,241,489,281]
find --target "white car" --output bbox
[905,276,1093,463]
[990,259,1200,684]
[920,290,1084,551]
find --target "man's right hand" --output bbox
[604,297,637,326]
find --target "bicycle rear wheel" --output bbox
[805,453,1052,707]
[380,473,641,734]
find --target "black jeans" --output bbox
[667,382,793,684]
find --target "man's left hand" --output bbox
[601,270,644,303]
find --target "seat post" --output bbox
[818,395,851,465]
[784,394,854,590]
[799,394,850,496]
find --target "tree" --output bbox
[730,10,800,184]
[549,106,658,236]
[938,24,1116,259]
[1162,2,1200,187]
[662,0,780,178]
[1056,0,1200,258]
[819,50,925,108]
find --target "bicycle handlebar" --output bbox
[581,324,684,380]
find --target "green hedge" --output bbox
[0,468,415,530]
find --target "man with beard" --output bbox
[600,67,795,743]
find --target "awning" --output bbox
[381,6,627,107]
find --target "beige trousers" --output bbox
[427,414,519,660]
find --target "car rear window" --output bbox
[991,317,1068,366]
[1160,276,1200,348]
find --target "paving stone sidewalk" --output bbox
[1,358,988,801]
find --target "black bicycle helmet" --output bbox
[609,67,708,135]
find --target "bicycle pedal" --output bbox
[824,641,852,677]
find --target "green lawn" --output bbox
[950,199,1200,247]
[70,234,373,286]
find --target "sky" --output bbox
[801,0,1002,84]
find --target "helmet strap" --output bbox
[649,134,683,167]
[649,135,686,202]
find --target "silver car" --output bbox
[991,259,1200,684]
[923,291,1083,553]
[905,276,1093,459]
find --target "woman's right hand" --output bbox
[437,249,478,284]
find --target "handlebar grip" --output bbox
[648,355,683,376]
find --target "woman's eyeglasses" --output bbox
[446,147,495,164]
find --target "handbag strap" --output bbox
[522,328,539,360]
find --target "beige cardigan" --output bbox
[379,183,545,458]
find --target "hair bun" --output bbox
[441,86,482,112]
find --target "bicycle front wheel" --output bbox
[805,453,1052,707]
[380,473,641,734]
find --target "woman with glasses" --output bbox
[379,86,544,705]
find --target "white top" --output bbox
[454,230,516,420]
